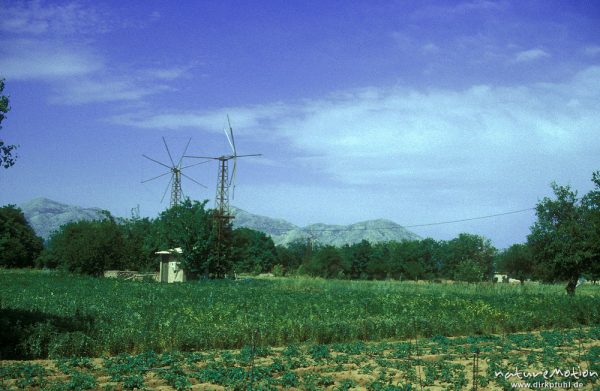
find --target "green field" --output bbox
[1,269,599,361]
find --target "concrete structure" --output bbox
[493,274,508,283]
[104,270,159,281]
[156,247,186,283]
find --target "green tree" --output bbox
[454,259,483,283]
[308,245,344,278]
[231,227,277,274]
[496,243,532,284]
[154,199,230,278]
[340,240,372,279]
[39,217,125,275]
[528,173,600,294]
[275,240,307,274]
[0,79,17,168]
[441,233,496,281]
[120,217,158,272]
[0,205,43,267]
[365,242,391,280]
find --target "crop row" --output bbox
[1,327,598,390]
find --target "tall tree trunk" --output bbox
[566,275,578,295]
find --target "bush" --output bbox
[0,205,43,268]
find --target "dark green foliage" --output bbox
[341,239,372,279]
[154,199,231,278]
[120,217,158,272]
[275,239,308,272]
[496,243,532,283]
[528,172,600,294]
[440,233,496,281]
[38,214,125,276]
[231,227,277,274]
[0,205,43,268]
[0,78,17,169]
[453,259,483,283]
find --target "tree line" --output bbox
[1,172,599,294]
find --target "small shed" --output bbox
[155,247,186,283]
[493,274,508,283]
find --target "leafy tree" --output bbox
[528,173,600,294]
[231,227,277,274]
[120,217,158,271]
[309,245,344,278]
[0,79,17,169]
[454,259,483,283]
[154,199,230,278]
[366,242,391,280]
[0,205,43,267]
[496,243,532,283]
[340,240,372,279]
[39,216,125,275]
[441,233,496,280]
[387,239,440,281]
[275,239,308,274]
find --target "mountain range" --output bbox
[18,198,420,246]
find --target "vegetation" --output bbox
[1,269,599,360]
[3,172,600,293]
[528,171,600,294]
[0,205,43,268]
[0,78,17,169]
[1,326,598,390]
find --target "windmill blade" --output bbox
[161,174,174,203]
[235,154,262,158]
[184,155,221,160]
[181,172,208,188]
[181,159,211,170]
[177,137,192,167]
[229,157,237,187]
[223,119,235,154]
[227,114,237,155]
[162,137,176,166]
[141,171,171,183]
[143,154,172,170]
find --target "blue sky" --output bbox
[1,0,599,248]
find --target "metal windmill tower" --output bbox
[142,137,208,208]
[185,116,261,246]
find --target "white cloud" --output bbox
[0,0,110,35]
[583,45,600,56]
[512,48,550,63]
[141,65,194,80]
[0,39,101,80]
[421,43,440,54]
[53,78,172,105]
[114,66,600,192]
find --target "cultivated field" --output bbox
[1,270,599,390]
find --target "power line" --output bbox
[254,207,536,233]
[403,208,535,228]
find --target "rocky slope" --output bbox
[18,198,420,246]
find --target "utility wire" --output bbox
[403,208,535,228]
[256,207,536,233]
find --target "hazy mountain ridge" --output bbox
[19,198,107,240]
[231,208,420,246]
[18,198,420,246]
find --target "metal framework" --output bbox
[142,137,208,208]
[185,116,261,263]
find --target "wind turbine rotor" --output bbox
[142,137,207,206]
[162,136,176,166]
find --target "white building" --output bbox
[155,247,186,283]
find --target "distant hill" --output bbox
[18,198,420,246]
[19,198,106,240]
[231,207,420,246]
